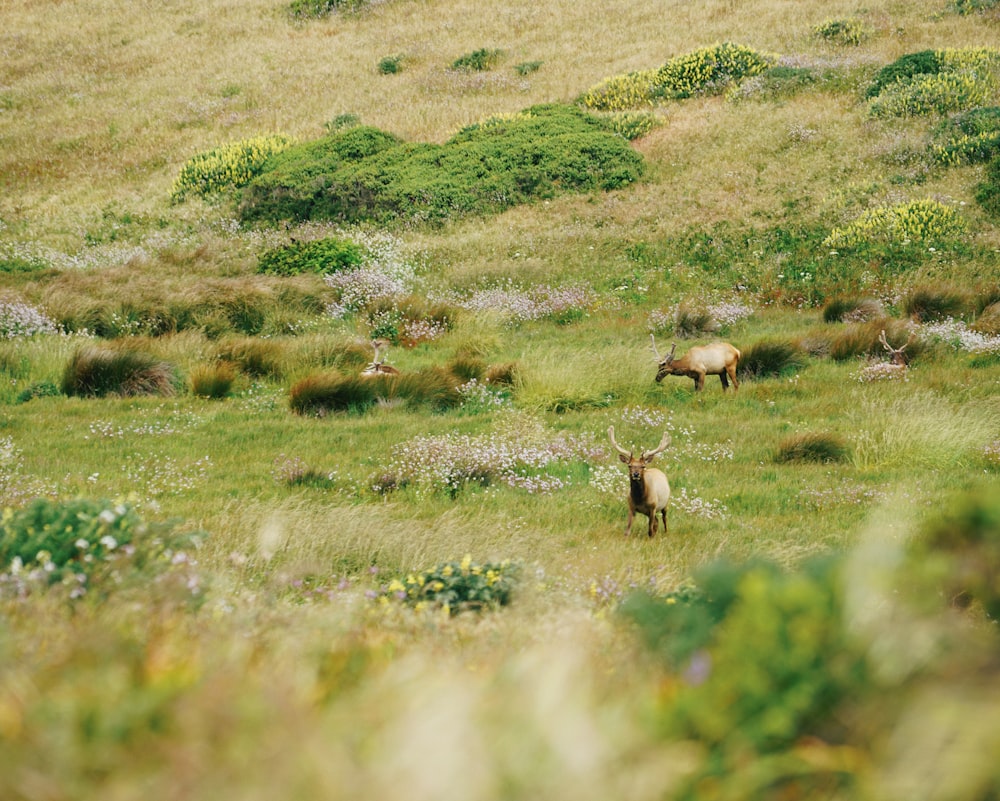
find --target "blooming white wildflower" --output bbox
[99,535,118,550]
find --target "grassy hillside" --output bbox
[2,0,1000,799]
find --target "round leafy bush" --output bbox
[171,135,295,202]
[378,55,404,75]
[866,50,943,99]
[257,237,363,276]
[240,105,643,226]
[287,0,367,18]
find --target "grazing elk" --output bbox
[360,338,400,378]
[878,329,916,367]
[651,334,741,392]
[608,426,672,538]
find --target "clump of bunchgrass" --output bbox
[271,455,338,488]
[775,432,851,464]
[902,285,974,322]
[822,296,885,323]
[830,319,920,361]
[214,338,287,379]
[737,339,807,380]
[62,344,180,398]
[190,362,237,399]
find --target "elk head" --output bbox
[878,329,916,367]
[608,425,672,537]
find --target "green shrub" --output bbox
[377,556,519,614]
[287,0,367,17]
[257,237,363,276]
[240,105,644,226]
[170,135,295,202]
[0,498,203,599]
[811,18,872,46]
[866,48,1000,117]
[514,60,542,76]
[775,432,851,464]
[0,256,47,274]
[908,488,1000,619]
[951,0,1000,13]
[737,339,807,380]
[822,199,967,252]
[62,345,180,398]
[377,55,404,75]
[977,154,1000,218]
[190,363,236,399]
[451,48,504,72]
[15,381,60,403]
[580,69,662,111]
[622,556,869,797]
[866,50,942,99]
[725,65,816,103]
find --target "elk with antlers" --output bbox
[360,338,400,378]
[650,334,741,392]
[878,329,916,367]
[608,426,672,538]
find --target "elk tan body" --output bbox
[608,426,671,538]
[651,335,740,392]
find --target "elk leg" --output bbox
[660,508,667,536]
[720,372,729,390]
[728,365,739,391]
[648,512,657,538]
[624,508,634,536]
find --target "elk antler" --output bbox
[608,426,632,458]
[649,334,663,362]
[641,430,672,461]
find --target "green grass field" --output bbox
[2,0,1000,798]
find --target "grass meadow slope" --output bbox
[3,0,1000,798]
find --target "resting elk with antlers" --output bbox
[360,338,400,378]
[608,426,672,538]
[878,329,916,368]
[651,334,741,392]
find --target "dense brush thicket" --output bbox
[239,104,644,225]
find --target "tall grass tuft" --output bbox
[903,285,974,322]
[822,296,885,323]
[738,339,807,380]
[214,338,287,379]
[775,432,851,464]
[190,362,237,399]
[62,345,179,398]
[289,372,377,416]
[829,319,920,362]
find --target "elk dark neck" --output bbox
[629,476,645,505]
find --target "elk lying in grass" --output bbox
[651,334,741,392]
[608,426,671,538]
[360,338,400,378]
[878,329,916,367]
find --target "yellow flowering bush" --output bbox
[867,47,1000,117]
[171,134,295,202]
[822,199,968,252]
[656,42,778,100]
[933,130,1000,165]
[580,43,776,111]
[580,70,661,112]
[377,555,518,615]
[811,18,872,47]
